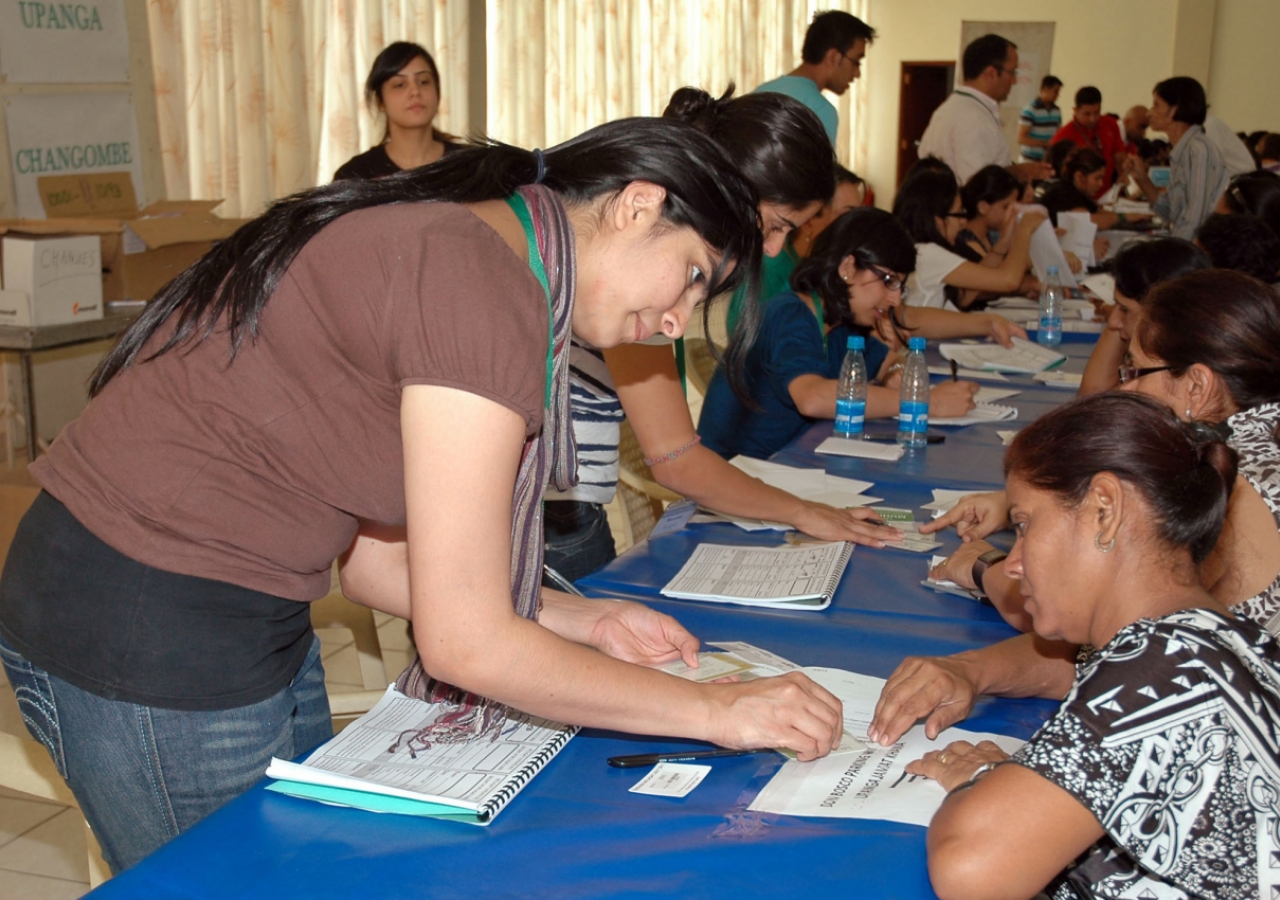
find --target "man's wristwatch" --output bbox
[969,549,1008,598]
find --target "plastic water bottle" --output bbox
[1038,265,1063,347]
[834,335,868,440]
[896,337,930,447]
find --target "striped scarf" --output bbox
[392,185,578,746]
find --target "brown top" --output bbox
[32,202,549,602]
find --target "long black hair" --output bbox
[366,41,455,145]
[961,165,1020,219]
[91,118,763,395]
[1111,237,1210,302]
[791,208,916,332]
[893,168,959,247]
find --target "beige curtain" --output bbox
[486,0,870,174]
[147,0,469,217]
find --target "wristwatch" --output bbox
[969,549,1008,598]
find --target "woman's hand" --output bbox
[979,313,1027,348]
[869,656,982,745]
[906,740,1010,792]
[1063,251,1084,275]
[919,491,1010,541]
[928,380,979,418]
[706,672,844,761]
[928,540,997,590]
[1016,209,1048,236]
[793,502,904,548]
[588,599,701,668]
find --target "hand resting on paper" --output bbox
[906,739,1010,792]
[707,672,844,761]
[540,589,702,669]
[792,502,903,548]
[928,381,980,418]
[867,655,980,746]
[928,541,998,591]
[919,490,1010,541]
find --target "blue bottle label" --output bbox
[835,399,866,435]
[898,400,928,433]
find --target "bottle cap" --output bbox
[1047,265,1059,276]
[847,335,865,351]
[908,336,926,351]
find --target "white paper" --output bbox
[928,365,1008,382]
[1096,180,1124,207]
[1025,215,1078,288]
[1022,318,1104,334]
[5,92,145,218]
[701,641,802,675]
[629,763,710,798]
[972,388,1020,404]
[659,652,759,682]
[1057,211,1098,268]
[1113,198,1152,216]
[1080,273,1116,304]
[997,430,1020,446]
[922,555,981,601]
[748,669,1024,825]
[930,404,1018,427]
[728,457,875,501]
[939,337,1065,374]
[920,488,974,515]
[691,511,792,532]
[0,1,130,83]
[1032,370,1083,388]
[661,542,851,608]
[816,436,904,461]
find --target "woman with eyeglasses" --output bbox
[905,391,1280,900]
[894,167,1047,311]
[868,269,1280,753]
[697,208,1027,461]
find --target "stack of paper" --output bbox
[815,436,905,461]
[728,457,880,508]
[929,404,1018,427]
[1033,370,1083,388]
[660,541,854,610]
[939,337,1065,374]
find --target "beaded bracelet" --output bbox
[644,435,701,468]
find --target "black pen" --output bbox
[607,748,771,768]
[950,359,959,382]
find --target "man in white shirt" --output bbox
[917,34,1053,184]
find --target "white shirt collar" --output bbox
[954,85,1001,115]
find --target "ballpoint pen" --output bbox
[950,358,959,382]
[607,748,772,768]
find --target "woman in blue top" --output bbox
[699,209,1021,460]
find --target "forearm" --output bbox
[652,445,808,524]
[1079,328,1124,396]
[536,588,616,645]
[950,633,1077,700]
[866,383,900,418]
[903,307,993,340]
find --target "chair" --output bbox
[615,420,683,548]
[0,730,111,887]
[682,299,730,397]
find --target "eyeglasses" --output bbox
[865,264,910,300]
[1117,364,1172,384]
[839,51,862,70]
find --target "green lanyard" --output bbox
[504,193,555,408]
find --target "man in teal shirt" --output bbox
[755,11,876,146]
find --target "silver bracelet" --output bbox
[948,761,1001,795]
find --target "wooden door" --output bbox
[897,62,956,190]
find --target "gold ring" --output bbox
[939,753,949,764]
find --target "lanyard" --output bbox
[955,88,1003,128]
[807,293,828,355]
[504,193,555,408]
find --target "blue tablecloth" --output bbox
[88,339,1092,900]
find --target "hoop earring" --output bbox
[1095,532,1115,553]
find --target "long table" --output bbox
[87,340,1094,900]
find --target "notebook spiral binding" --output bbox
[819,542,855,602]
[477,719,582,822]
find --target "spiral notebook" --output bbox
[660,542,854,610]
[265,685,577,825]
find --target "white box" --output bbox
[1,235,104,326]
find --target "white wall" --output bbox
[1208,0,1280,133]
[858,0,1182,203]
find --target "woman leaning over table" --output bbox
[0,120,846,873]
[697,208,1026,461]
[904,391,1280,900]
[1123,76,1230,241]
[544,87,904,583]
[870,270,1280,750]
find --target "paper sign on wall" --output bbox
[5,92,144,219]
[0,1,130,83]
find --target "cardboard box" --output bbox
[1,234,103,326]
[0,172,250,306]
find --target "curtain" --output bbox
[486,0,870,174]
[147,0,469,217]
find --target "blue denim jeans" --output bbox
[0,632,332,874]
[542,500,617,585]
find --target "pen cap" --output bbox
[846,335,865,351]
[907,337,926,352]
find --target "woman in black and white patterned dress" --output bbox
[906,392,1280,900]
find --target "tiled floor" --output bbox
[0,439,643,898]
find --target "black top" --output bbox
[952,227,987,263]
[333,141,462,181]
[0,492,312,711]
[1039,181,1098,225]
